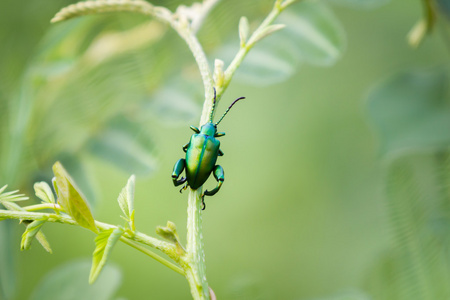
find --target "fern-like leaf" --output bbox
[0,185,29,203]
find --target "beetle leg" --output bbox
[172,158,187,187]
[218,149,224,156]
[201,165,224,210]
[182,143,189,153]
[201,195,206,210]
[179,184,188,193]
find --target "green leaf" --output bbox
[0,185,29,203]
[52,177,59,197]
[216,2,344,85]
[89,228,123,284]
[30,259,122,300]
[35,231,53,254]
[34,182,55,204]
[21,219,46,251]
[244,34,300,85]
[117,175,135,229]
[156,221,184,254]
[367,153,450,299]
[87,115,158,176]
[22,17,163,183]
[52,161,97,232]
[279,1,346,66]
[156,221,179,244]
[2,202,53,253]
[367,68,450,157]
[58,154,98,207]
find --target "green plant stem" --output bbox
[132,231,177,255]
[23,203,62,212]
[0,210,76,224]
[171,23,214,126]
[183,188,208,300]
[180,2,301,298]
[120,237,184,276]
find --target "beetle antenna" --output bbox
[215,96,245,126]
[209,88,217,122]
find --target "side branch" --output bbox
[216,0,299,99]
[51,0,170,23]
[0,209,179,267]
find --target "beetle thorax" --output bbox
[200,122,217,137]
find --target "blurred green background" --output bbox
[1,0,449,299]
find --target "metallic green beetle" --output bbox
[172,90,245,210]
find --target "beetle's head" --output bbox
[200,122,217,137]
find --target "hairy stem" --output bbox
[171,23,214,125]
[23,203,62,212]
[120,237,184,276]
[184,189,208,299]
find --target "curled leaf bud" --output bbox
[213,59,225,87]
[239,16,250,47]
